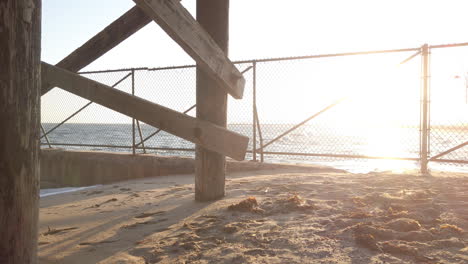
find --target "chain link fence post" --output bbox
[132,69,136,155]
[252,61,257,161]
[420,44,430,174]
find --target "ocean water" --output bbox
[41,123,467,173]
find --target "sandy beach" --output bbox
[38,165,468,263]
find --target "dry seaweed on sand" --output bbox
[228,197,264,213]
[280,194,316,211]
[258,193,318,215]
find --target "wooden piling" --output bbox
[195,0,230,201]
[0,0,41,262]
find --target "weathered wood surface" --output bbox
[41,5,152,95]
[195,0,229,201]
[133,0,245,99]
[0,0,41,262]
[41,62,249,160]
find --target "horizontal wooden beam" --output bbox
[41,62,248,160]
[133,0,245,99]
[42,6,152,95]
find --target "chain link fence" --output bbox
[428,45,468,169]
[41,43,468,172]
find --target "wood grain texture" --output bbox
[133,0,245,99]
[195,0,230,201]
[0,0,41,262]
[41,62,248,161]
[41,5,152,95]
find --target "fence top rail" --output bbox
[79,67,148,74]
[429,42,468,49]
[236,47,420,64]
[76,41,468,74]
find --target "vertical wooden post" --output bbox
[420,44,430,174]
[195,0,229,201]
[0,0,41,262]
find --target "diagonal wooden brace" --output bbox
[41,6,152,95]
[41,62,249,160]
[133,0,245,99]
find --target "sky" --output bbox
[42,0,468,69]
[41,0,468,125]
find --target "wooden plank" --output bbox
[41,62,249,161]
[195,0,229,201]
[133,0,245,99]
[0,1,41,262]
[41,6,152,95]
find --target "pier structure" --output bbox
[1,0,246,261]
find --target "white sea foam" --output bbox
[40,185,101,198]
